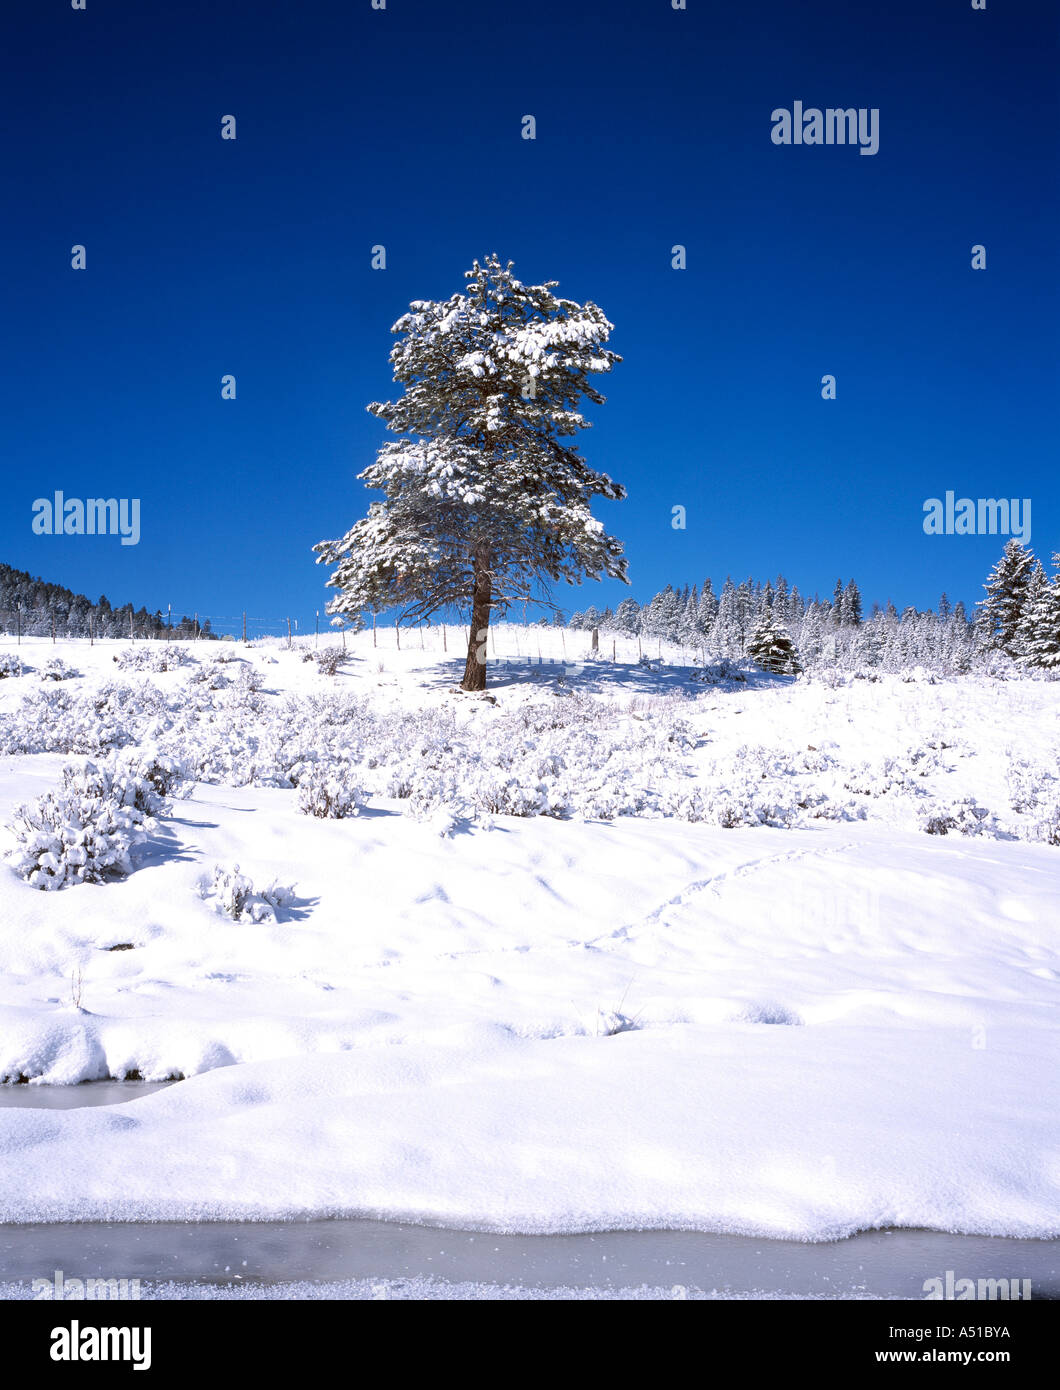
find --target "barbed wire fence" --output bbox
[0,597,711,678]
[0,602,687,668]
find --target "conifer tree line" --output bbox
[565,540,1060,674]
[0,563,214,641]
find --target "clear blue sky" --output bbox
[1,0,1056,634]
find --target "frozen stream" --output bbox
[0,1083,1056,1298]
[1,1219,1057,1299]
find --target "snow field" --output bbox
[0,632,1056,1237]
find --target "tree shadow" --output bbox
[414,654,791,696]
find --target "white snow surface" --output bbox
[0,632,1057,1238]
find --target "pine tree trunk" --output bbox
[460,558,492,691]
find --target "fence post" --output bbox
[286,616,292,648]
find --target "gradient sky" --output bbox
[1,0,1056,635]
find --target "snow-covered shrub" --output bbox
[1006,759,1055,814]
[187,662,231,690]
[41,657,76,681]
[109,747,189,811]
[223,666,265,703]
[0,654,23,678]
[312,646,347,677]
[713,782,800,829]
[0,682,172,758]
[920,797,991,836]
[1033,803,1060,847]
[691,659,749,686]
[596,1009,641,1036]
[296,764,364,818]
[474,774,550,818]
[197,863,296,923]
[115,644,193,673]
[402,796,460,836]
[733,1002,803,1026]
[842,755,926,799]
[5,756,167,891]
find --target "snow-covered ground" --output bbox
[0,631,1057,1239]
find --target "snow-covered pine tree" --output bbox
[746,604,801,674]
[978,540,1035,657]
[711,578,741,657]
[774,575,788,623]
[843,579,863,627]
[676,586,701,647]
[832,578,845,626]
[697,578,718,633]
[1020,553,1060,668]
[1016,560,1048,659]
[643,585,681,641]
[797,605,823,666]
[734,579,754,651]
[314,255,628,691]
[614,596,641,633]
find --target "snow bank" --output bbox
[0,1022,1055,1237]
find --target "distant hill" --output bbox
[0,562,214,641]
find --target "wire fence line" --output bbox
[0,605,694,668]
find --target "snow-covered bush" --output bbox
[187,661,231,690]
[691,658,750,686]
[0,654,23,678]
[920,797,991,836]
[5,755,168,891]
[115,644,193,673]
[312,646,347,677]
[473,774,550,818]
[596,1009,641,1036]
[1006,759,1055,814]
[1,680,163,755]
[224,666,265,702]
[296,764,364,818]
[197,863,296,923]
[842,755,927,799]
[1034,803,1060,847]
[41,657,76,681]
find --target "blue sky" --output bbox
[1,0,1056,634]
